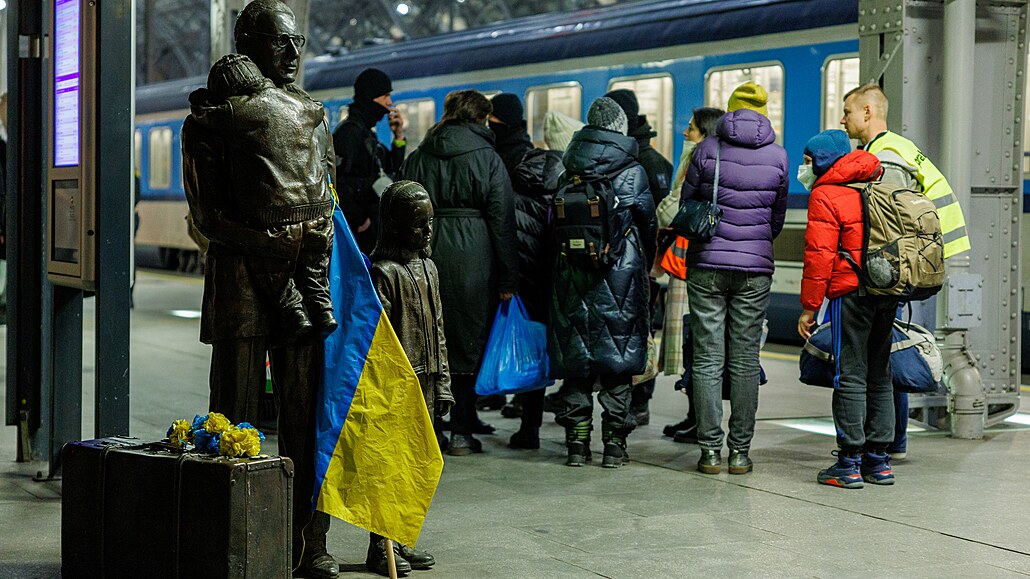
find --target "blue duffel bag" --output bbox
[799,320,943,393]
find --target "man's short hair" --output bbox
[843,83,889,118]
[234,0,291,46]
[442,90,492,124]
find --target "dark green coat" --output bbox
[400,121,518,374]
[549,127,657,378]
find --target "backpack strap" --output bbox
[838,181,872,286]
[712,143,721,207]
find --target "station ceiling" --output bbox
[136,0,627,84]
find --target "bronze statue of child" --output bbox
[366,180,452,574]
[203,53,336,340]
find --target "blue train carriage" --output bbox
[135,0,1030,357]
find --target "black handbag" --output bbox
[671,143,722,241]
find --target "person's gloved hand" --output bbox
[435,399,453,418]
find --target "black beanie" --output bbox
[490,93,524,126]
[605,89,640,134]
[354,68,392,102]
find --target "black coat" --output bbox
[549,127,657,378]
[632,116,673,206]
[511,147,564,323]
[400,121,518,374]
[333,100,405,253]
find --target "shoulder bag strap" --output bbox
[712,143,721,206]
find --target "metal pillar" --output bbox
[93,0,133,439]
[859,0,1027,435]
[5,0,51,462]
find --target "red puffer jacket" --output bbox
[800,150,883,311]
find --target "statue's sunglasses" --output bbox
[248,31,306,50]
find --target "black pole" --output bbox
[93,0,132,438]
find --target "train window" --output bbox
[822,56,860,131]
[394,98,436,155]
[148,127,173,190]
[134,130,142,175]
[525,83,582,149]
[705,63,785,144]
[608,74,675,159]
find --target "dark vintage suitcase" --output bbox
[62,436,293,579]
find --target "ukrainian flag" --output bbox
[314,208,444,547]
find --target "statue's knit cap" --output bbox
[727,81,769,117]
[354,68,393,102]
[587,97,628,136]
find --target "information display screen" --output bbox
[54,0,81,167]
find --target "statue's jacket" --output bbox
[181,83,336,343]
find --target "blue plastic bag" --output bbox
[474,297,553,396]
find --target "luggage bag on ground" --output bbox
[62,436,293,579]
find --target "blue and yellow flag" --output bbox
[314,208,444,547]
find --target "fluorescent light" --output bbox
[170,309,202,319]
[396,3,409,15]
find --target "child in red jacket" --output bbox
[797,130,897,489]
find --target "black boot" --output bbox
[398,544,435,570]
[366,534,412,577]
[509,426,540,450]
[663,417,693,438]
[601,426,628,469]
[565,421,592,467]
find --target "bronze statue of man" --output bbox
[180,1,339,577]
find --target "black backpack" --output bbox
[552,173,622,268]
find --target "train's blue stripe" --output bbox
[305,0,857,91]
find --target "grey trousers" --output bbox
[686,268,770,452]
[554,374,635,432]
[830,292,898,452]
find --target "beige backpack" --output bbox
[841,181,944,300]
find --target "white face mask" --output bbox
[797,164,817,190]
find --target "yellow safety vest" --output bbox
[864,131,971,258]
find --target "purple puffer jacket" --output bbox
[680,109,788,274]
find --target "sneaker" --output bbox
[727,449,753,475]
[817,452,864,489]
[446,433,483,456]
[697,449,721,474]
[861,451,895,485]
[566,440,591,467]
[602,442,627,468]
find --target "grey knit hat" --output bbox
[587,97,628,135]
[543,111,584,151]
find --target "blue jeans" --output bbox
[686,268,770,452]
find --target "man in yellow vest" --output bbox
[840,82,972,461]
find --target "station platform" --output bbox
[2,271,1030,578]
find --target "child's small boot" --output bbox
[601,426,628,469]
[565,421,592,467]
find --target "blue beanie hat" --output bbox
[804,130,852,176]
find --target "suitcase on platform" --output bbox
[62,436,293,579]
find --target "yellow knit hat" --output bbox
[727,81,769,116]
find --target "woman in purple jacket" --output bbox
[680,82,788,475]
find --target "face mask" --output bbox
[797,164,817,190]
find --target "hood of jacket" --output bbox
[562,126,640,176]
[419,120,497,160]
[814,150,882,188]
[631,115,658,146]
[716,109,776,150]
[513,148,563,198]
